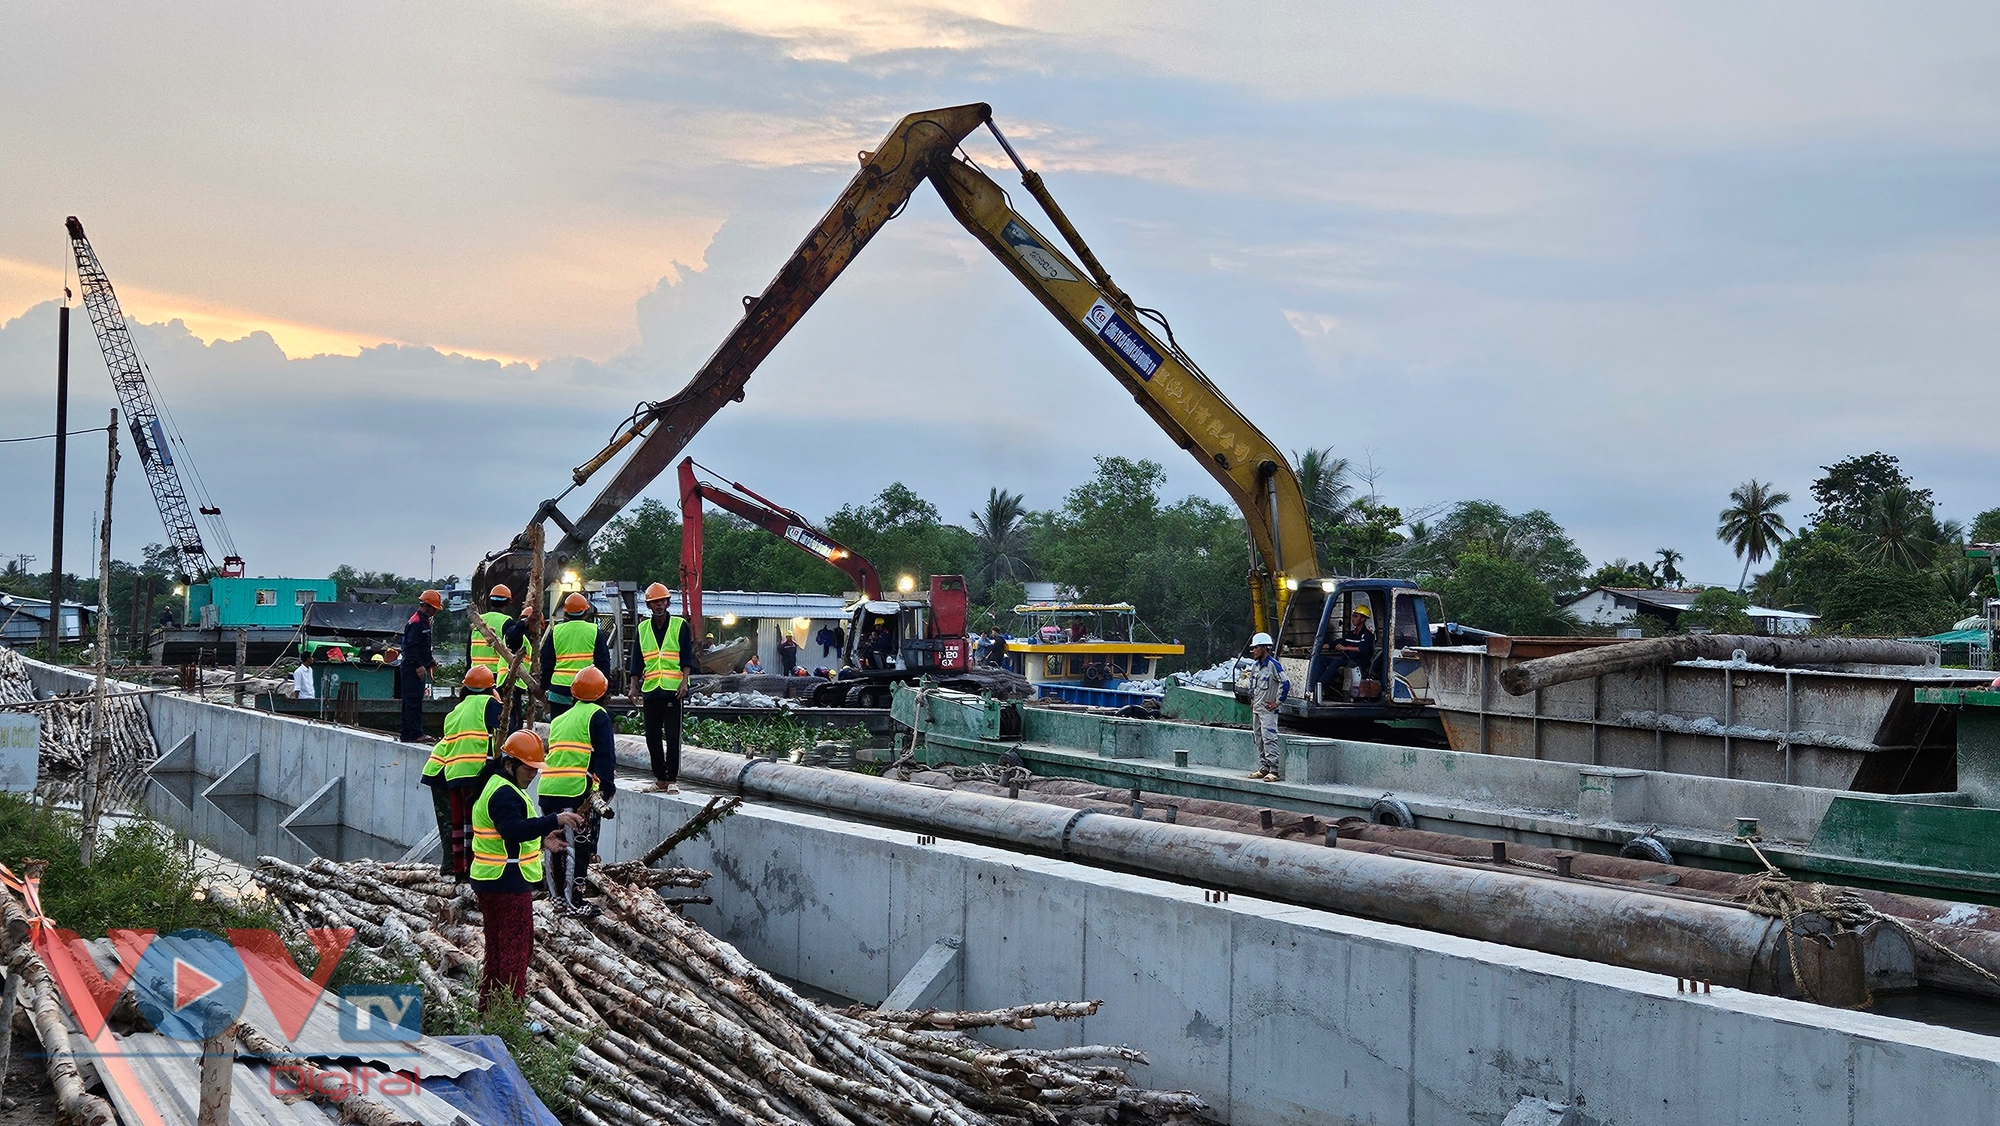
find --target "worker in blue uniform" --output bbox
[401,589,444,743]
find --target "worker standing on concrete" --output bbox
[424,666,502,879]
[539,592,609,716]
[540,665,617,915]
[471,730,584,1008]
[1247,632,1288,781]
[628,582,696,793]
[401,589,444,743]
[470,583,532,731]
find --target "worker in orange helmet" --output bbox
[469,583,533,733]
[421,665,501,879]
[471,729,584,1007]
[401,588,446,743]
[538,590,609,717]
[540,665,618,914]
[628,582,697,792]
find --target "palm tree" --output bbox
[1655,548,1685,588]
[1717,479,1791,592]
[1864,486,1937,571]
[971,488,1033,586]
[1292,447,1355,525]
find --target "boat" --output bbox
[1001,602,1183,707]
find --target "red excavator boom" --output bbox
[676,458,882,625]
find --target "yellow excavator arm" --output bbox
[487,102,1320,635]
[927,153,1319,632]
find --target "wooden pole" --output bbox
[524,522,548,725]
[0,958,20,1102]
[1499,634,1938,696]
[81,409,117,868]
[196,1029,235,1126]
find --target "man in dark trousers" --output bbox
[540,665,618,915]
[628,583,697,793]
[777,632,800,677]
[470,730,584,1008]
[401,589,443,743]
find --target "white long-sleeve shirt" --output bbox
[293,665,315,700]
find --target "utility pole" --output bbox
[47,297,69,657]
[81,409,118,868]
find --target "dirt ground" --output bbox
[0,1052,61,1125]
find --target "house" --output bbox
[1562,587,1819,636]
[0,594,96,648]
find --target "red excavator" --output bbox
[677,458,974,707]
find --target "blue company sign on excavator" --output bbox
[1084,299,1163,380]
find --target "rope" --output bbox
[1738,838,2000,1001]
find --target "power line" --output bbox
[0,425,112,444]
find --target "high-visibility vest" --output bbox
[638,616,687,693]
[470,773,543,886]
[469,611,521,687]
[540,700,600,799]
[548,619,598,690]
[431,693,494,783]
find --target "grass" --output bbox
[465,987,584,1115]
[616,711,873,758]
[0,794,280,937]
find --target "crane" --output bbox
[65,217,243,580]
[676,457,880,626]
[477,103,1317,642]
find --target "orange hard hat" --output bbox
[500,730,545,768]
[643,582,670,602]
[487,583,512,602]
[570,665,608,702]
[420,589,443,611]
[563,592,589,615]
[462,665,496,690]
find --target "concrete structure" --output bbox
[897,683,2000,898]
[24,656,2000,1125]
[1564,586,1818,635]
[692,590,849,675]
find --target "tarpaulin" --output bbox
[420,1034,563,1126]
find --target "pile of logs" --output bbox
[0,648,158,809]
[253,854,1208,1125]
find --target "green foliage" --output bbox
[1321,499,1407,577]
[1680,588,1755,634]
[667,715,874,757]
[1435,553,1572,635]
[589,498,681,585]
[1586,558,1660,590]
[1408,501,1588,597]
[0,796,278,937]
[1815,567,1961,638]
[1810,453,1930,532]
[969,488,1034,592]
[1972,508,2000,545]
[1716,479,1792,590]
[825,484,977,592]
[474,987,583,1115]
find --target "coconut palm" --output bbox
[1717,479,1792,592]
[1864,486,1937,571]
[971,488,1033,585]
[1292,447,1355,525]
[1655,548,1685,588]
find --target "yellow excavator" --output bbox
[479,103,1381,708]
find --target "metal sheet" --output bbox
[96,1033,473,1126]
[303,602,421,637]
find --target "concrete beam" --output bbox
[881,935,961,1013]
[202,751,259,799]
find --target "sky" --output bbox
[0,1,1993,589]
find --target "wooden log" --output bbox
[1498,634,1938,696]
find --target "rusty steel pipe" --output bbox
[1498,634,1935,696]
[642,742,1793,991]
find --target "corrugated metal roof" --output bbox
[95,1034,474,1126]
[695,590,850,618]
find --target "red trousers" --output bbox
[476,890,534,1007]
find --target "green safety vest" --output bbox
[638,616,687,693]
[548,619,598,690]
[429,693,494,783]
[540,700,601,799]
[470,772,544,886]
[469,611,521,687]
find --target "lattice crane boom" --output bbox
[64,217,242,579]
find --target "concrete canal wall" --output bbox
[25,660,2000,1125]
